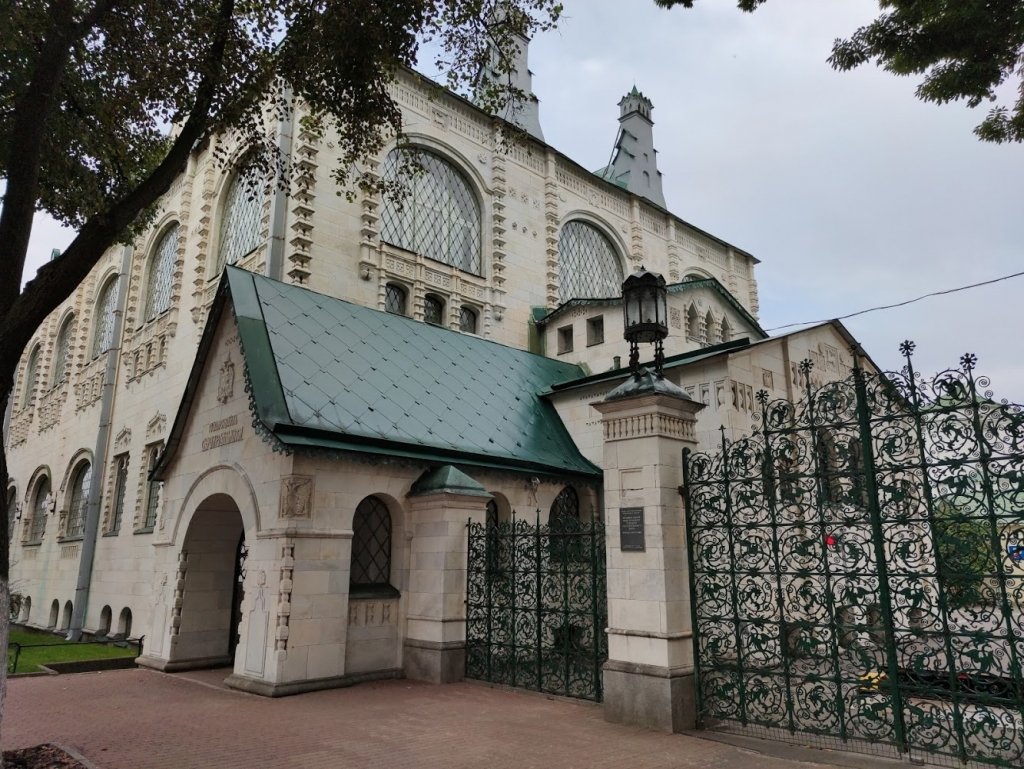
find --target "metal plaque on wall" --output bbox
[619,507,645,552]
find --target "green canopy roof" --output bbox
[162,268,601,479]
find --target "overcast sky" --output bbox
[22,0,1024,400]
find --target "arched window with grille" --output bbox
[459,306,478,334]
[423,294,445,326]
[6,487,16,542]
[549,486,580,523]
[379,149,482,275]
[66,462,92,539]
[350,496,394,593]
[557,221,623,303]
[217,170,265,271]
[21,345,40,408]
[29,476,50,542]
[52,316,75,385]
[385,283,407,316]
[144,224,179,321]
[91,278,118,358]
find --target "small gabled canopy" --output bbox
[409,465,491,497]
[157,268,601,480]
[534,276,767,340]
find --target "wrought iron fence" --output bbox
[682,344,1024,767]
[466,512,607,702]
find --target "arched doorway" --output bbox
[172,494,245,668]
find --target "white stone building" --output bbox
[4,28,866,720]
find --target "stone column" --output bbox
[591,373,703,732]
[404,466,491,683]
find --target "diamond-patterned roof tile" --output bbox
[227,268,598,477]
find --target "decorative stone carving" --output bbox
[217,354,235,404]
[146,412,166,439]
[114,426,132,451]
[275,541,294,656]
[279,475,314,520]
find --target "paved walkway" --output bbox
[5,669,848,769]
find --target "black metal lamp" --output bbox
[622,266,668,377]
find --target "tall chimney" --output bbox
[473,8,544,141]
[596,86,665,208]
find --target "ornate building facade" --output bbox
[4,31,862,708]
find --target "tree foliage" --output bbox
[654,0,1024,143]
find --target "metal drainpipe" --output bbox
[266,81,295,282]
[68,244,133,640]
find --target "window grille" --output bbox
[144,224,179,321]
[424,294,444,326]
[29,478,50,542]
[6,489,16,542]
[67,463,92,538]
[217,171,265,271]
[350,496,392,588]
[385,283,407,316]
[557,221,623,302]
[92,278,118,357]
[459,306,478,334]
[143,443,162,530]
[550,486,580,522]
[380,149,482,275]
[110,455,129,533]
[22,346,39,408]
[53,317,74,385]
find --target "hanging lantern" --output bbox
[621,266,668,376]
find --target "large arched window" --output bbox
[557,221,623,302]
[91,277,118,358]
[21,345,40,408]
[29,476,50,542]
[379,148,482,275]
[66,462,92,539]
[144,224,179,321]
[350,496,393,592]
[217,170,265,271]
[52,315,75,385]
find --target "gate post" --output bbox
[592,373,703,732]
[404,466,492,684]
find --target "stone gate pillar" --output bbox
[591,372,703,732]
[404,465,491,683]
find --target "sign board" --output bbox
[619,507,645,552]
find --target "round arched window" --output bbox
[66,462,92,539]
[52,316,75,385]
[380,149,481,275]
[144,224,179,320]
[557,221,623,303]
[217,171,265,271]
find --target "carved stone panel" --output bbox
[279,475,314,520]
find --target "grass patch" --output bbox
[7,628,137,674]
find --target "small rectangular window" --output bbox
[557,325,574,354]
[586,316,604,347]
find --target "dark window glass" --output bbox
[110,455,129,533]
[53,316,75,385]
[459,306,478,334]
[550,486,580,522]
[350,496,392,589]
[385,283,407,316]
[424,294,444,325]
[143,444,162,529]
[29,478,50,542]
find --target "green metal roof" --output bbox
[215,268,599,477]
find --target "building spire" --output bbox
[472,6,544,140]
[595,86,665,208]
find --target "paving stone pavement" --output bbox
[5,669,847,769]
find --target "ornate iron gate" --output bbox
[466,513,607,701]
[682,345,1024,767]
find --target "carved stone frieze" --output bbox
[278,475,314,520]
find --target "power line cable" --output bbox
[764,268,1024,332]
